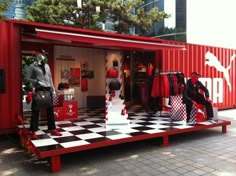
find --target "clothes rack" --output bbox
[146,71,185,116]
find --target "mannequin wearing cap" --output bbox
[26,51,62,139]
[27,51,55,90]
[183,72,214,122]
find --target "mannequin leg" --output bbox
[30,110,40,132]
[204,101,214,120]
[185,102,192,122]
[47,107,56,130]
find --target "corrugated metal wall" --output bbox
[162,41,236,109]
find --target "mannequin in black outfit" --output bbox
[26,51,62,139]
[183,72,214,122]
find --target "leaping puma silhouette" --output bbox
[205,51,236,92]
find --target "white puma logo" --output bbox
[54,110,60,117]
[205,51,236,92]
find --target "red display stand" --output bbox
[54,101,78,120]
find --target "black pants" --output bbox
[30,107,56,132]
[186,98,213,122]
[30,87,56,132]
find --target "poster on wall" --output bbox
[70,68,80,78]
[61,69,70,79]
[86,71,94,79]
[81,61,94,79]
[69,68,80,86]
[82,70,94,79]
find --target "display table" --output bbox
[54,101,78,120]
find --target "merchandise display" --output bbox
[105,96,129,125]
[63,88,74,101]
[105,55,128,125]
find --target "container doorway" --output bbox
[123,51,156,109]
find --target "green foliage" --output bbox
[26,0,170,35]
[26,0,77,26]
[88,0,170,34]
[0,0,12,21]
[22,56,35,93]
[26,0,101,29]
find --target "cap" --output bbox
[35,51,43,55]
[35,50,47,56]
[191,71,201,77]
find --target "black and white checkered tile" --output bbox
[19,106,219,152]
[170,95,198,122]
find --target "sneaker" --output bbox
[51,129,62,136]
[208,119,216,123]
[31,132,37,139]
[187,121,196,125]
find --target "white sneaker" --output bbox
[187,121,196,125]
[208,119,216,123]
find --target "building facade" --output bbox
[139,0,186,41]
[4,0,35,20]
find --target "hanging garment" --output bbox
[161,74,170,98]
[167,74,175,96]
[147,63,154,77]
[151,75,160,97]
[170,74,179,95]
[176,72,185,94]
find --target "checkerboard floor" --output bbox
[20,105,222,153]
